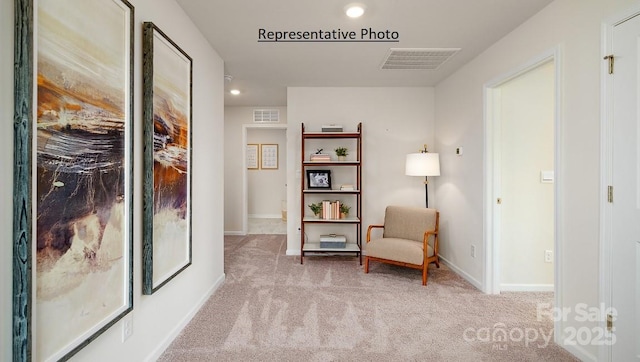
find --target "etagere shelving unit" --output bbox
[300,122,362,264]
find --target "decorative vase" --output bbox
[340,212,348,219]
[338,156,346,161]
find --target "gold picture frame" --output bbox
[247,144,259,170]
[261,144,279,169]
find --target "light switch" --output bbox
[541,170,554,183]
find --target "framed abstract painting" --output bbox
[142,22,193,295]
[13,0,134,360]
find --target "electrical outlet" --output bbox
[470,244,476,258]
[456,147,464,156]
[544,250,553,263]
[122,314,133,342]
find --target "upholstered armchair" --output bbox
[364,206,440,285]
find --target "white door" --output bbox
[610,13,640,361]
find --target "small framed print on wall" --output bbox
[247,144,259,170]
[261,144,278,169]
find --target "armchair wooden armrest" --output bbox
[366,224,384,243]
[423,226,439,268]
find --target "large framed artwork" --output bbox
[13,0,134,360]
[142,22,193,295]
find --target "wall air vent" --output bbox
[381,48,461,70]
[253,109,279,123]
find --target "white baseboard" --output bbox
[144,273,226,362]
[439,256,483,291]
[248,214,282,219]
[560,339,597,362]
[500,283,554,292]
[224,231,246,236]
[286,248,301,256]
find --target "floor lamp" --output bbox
[406,145,440,208]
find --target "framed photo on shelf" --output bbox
[13,0,135,360]
[246,144,259,170]
[142,21,193,295]
[307,170,332,189]
[261,144,278,169]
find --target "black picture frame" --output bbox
[142,22,193,295]
[14,0,135,360]
[306,170,332,189]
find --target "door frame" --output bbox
[483,48,563,345]
[241,123,288,234]
[600,6,640,361]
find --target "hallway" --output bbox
[247,217,286,235]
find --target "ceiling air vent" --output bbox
[253,109,279,123]
[381,48,461,70]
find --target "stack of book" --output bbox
[340,184,355,191]
[321,200,341,219]
[310,153,331,162]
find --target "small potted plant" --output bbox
[340,204,351,219]
[335,147,348,161]
[308,202,322,218]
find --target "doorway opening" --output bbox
[484,49,562,300]
[242,124,287,235]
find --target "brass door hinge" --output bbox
[607,313,613,331]
[608,186,613,203]
[604,55,615,74]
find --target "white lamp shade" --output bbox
[405,153,440,176]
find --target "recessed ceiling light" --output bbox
[230,89,240,95]
[345,3,365,18]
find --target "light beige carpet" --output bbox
[159,235,578,361]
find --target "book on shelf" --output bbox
[340,184,355,191]
[321,200,341,219]
[321,124,343,132]
[310,153,331,162]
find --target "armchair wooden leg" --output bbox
[422,266,427,286]
[364,257,370,274]
[435,256,440,268]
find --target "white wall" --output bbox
[224,106,288,233]
[434,0,636,359]
[498,61,554,289]
[1,0,225,360]
[247,128,287,217]
[286,87,435,254]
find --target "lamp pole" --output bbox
[424,176,429,208]
[420,145,429,208]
